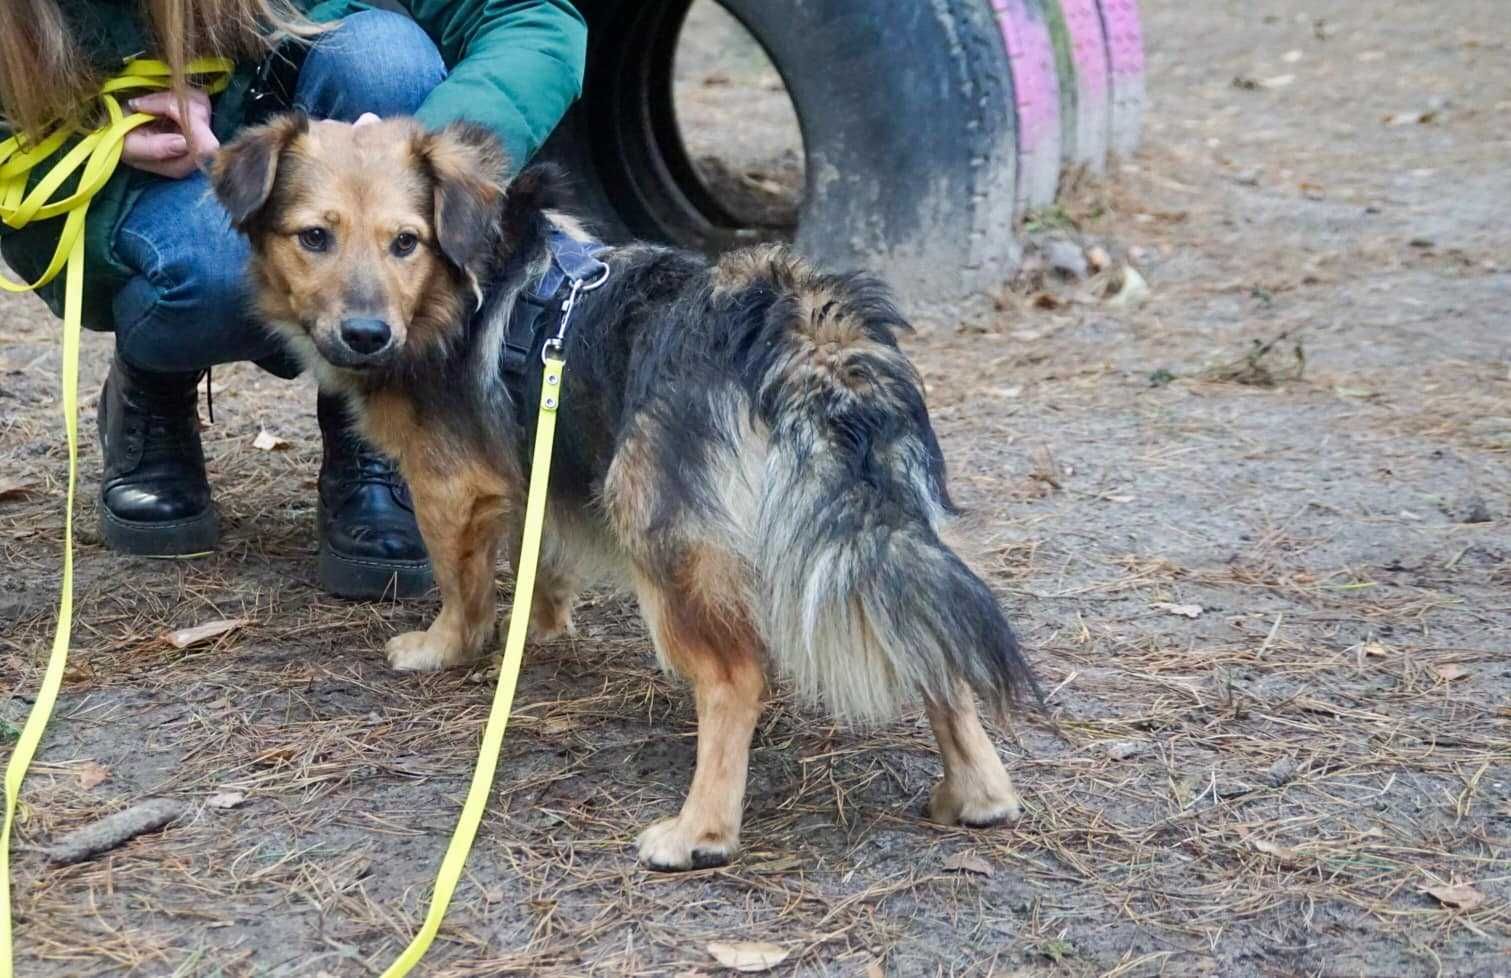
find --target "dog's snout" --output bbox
[340,318,392,356]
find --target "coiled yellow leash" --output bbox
[0,57,233,978]
[2,56,578,977]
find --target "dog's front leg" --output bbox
[386,475,507,672]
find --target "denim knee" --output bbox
[295,10,447,121]
[111,175,282,372]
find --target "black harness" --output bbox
[494,227,611,422]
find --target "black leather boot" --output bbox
[97,352,219,556]
[317,393,433,599]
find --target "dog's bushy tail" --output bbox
[745,257,1039,722]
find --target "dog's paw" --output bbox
[529,595,576,640]
[928,778,1024,828]
[636,816,736,872]
[386,631,462,672]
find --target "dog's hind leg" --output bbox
[632,554,765,871]
[387,468,508,672]
[925,683,1023,827]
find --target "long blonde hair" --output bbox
[0,0,318,140]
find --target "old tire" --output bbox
[1098,0,1147,157]
[538,0,1024,321]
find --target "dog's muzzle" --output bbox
[318,317,395,368]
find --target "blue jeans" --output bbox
[112,11,446,375]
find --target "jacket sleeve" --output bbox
[404,0,587,172]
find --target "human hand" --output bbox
[122,89,219,179]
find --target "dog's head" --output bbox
[211,115,510,374]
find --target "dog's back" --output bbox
[545,241,1038,722]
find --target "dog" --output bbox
[211,115,1039,870]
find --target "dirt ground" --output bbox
[3,0,1509,975]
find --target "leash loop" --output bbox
[0,58,233,978]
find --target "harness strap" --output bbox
[498,226,609,387]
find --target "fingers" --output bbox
[124,126,189,162]
[123,89,220,178]
[128,88,212,127]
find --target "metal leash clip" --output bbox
[542,263,611,365]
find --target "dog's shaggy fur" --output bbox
[212,116,1039,870]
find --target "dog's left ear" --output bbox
[417,123,508,285]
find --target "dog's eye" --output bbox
[298,227,331,252]
[391,232,420,257]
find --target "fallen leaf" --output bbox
[76,761,111,790]
[1105,740,1145,761]
[1171,774,1200,807]
[746,855,803,874]
[252,429,290,451]
[1422,883,1485,911]
[1105,265,1150,308]
[1152,602,1204,619]
[0,479,36,502]
[164,618,246,650]
[1250,837,1300,863]
[206,791,246,810]
[942,852,995,877]
[1361,641,1389,658]
[865,964,884,978]
[1333,385,1376,399]
[1384,110,1437,127]
[1433,664,1469,682]
[254,747,297,767]
[707,941,790,972]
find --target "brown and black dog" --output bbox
[211,115,1039,870]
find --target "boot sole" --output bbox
[100,505,219,557]
[319,545,434,600]
[316,499,433,599]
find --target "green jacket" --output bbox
[0,0,585,329]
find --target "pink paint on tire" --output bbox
[1058,0,1111,171]
[1097,0,1146,156]
[992,0,1063,211]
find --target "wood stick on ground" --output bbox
[42,798,191,866]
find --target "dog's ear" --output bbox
[211,113,309,231]
[416,122,508,284]
[500,163,570,250]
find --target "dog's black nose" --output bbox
[340,318,392,356]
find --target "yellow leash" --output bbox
[379,350,570,975]
[0,55,564,975]
[0,57,233,977]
